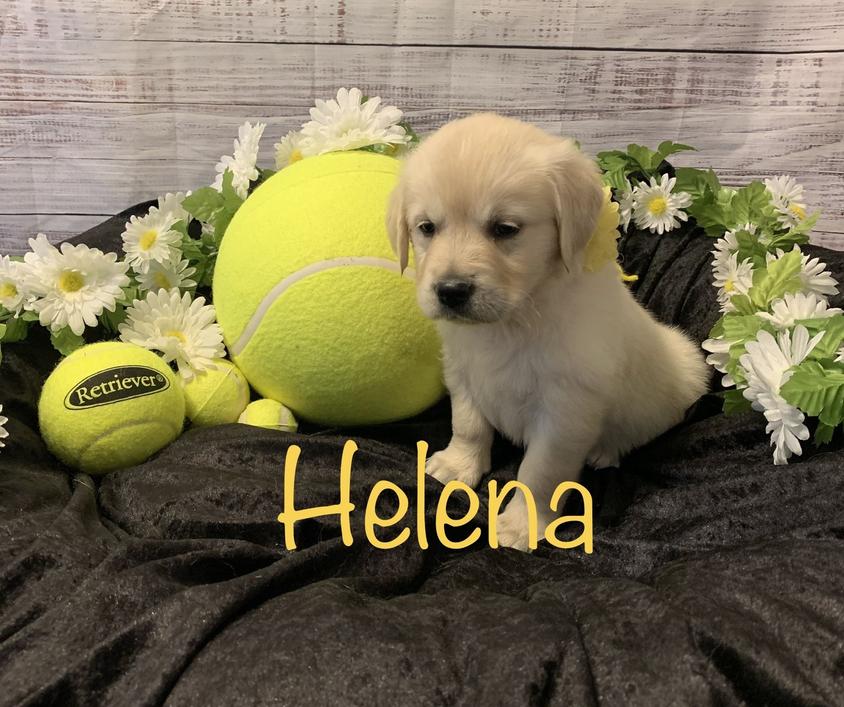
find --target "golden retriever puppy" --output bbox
[387,113,708,550]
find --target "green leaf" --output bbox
[50,328,85,356]
[626,143,661,173]
[182,187,225,222]
[20,310,40,322]
[0,316,29,342]
[657,141,697,159]
[728,294,758,316]
[674,167,719,200]
[101,306,127,334]
[721,313,770,344]
[796,315,844,362]
[748,248,802,309]
[814,421,835,446]
[780,360,844,426]
[601,167,630,192]
[596,150,634,174]
[722,389,752,415]
[687,188,733,236]
[733,228,768,265]
[729,181,769,228]
[220,169,244,209]
[170,219,189,238]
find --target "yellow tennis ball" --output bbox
[238,398,298,432]
[38,341,185,474]
[182,359,250,427]
[213,150,444,426]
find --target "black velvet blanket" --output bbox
[1,206,843,707]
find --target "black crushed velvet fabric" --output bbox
[1,206,844,707]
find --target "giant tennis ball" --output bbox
[38,342,185,474]
[182,359,250,427]
[213,151,444,425]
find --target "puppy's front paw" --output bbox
[494,502,533,552]
[426,446,487,488]
[494,502,553,552]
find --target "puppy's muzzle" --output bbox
[435,278,475,311]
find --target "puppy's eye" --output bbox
[491,221,521,239]
[417,220,436,237]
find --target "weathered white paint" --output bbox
[0,1,842,252]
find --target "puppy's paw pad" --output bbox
[426,449,484,487]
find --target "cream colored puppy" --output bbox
[387,114,708,551]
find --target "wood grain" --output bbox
[3,40,842,108]
[1,1,842,251]
[3,101,842,175]
[3,0,843,51]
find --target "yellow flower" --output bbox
[583,187,638,282]
[584,187,621,273]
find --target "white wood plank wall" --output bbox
[1,1,842,253]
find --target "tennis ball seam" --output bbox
[230,259,416,356]
[78,418,181,470]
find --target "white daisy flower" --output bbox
[798,251,839,297]
[119,289,225,379]
[212,121,266,200]
[632,173,692,235]
[701,336,735,387]
[0,404,8,450]
[711,230,742,280]
[757,292,842,330]
[739,326,824,465]
[157,192,191,224]
[767,247,839,298]
[0,255,30,315]
[713,252,754,312]
[21,234,129,336]
[836,346,844,364]
[764,175,807,229]
[274,130,306,170]
[122,208,181,274]
[616,181,635,232]
[299,87,410,157]
[135,256,197,293]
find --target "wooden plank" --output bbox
[2,0,843,51]
[0,214,107,254]
[1,158,841,250]
[3,102,842,175]
[2,211,840,256]
[2,40,842,109]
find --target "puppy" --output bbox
[386,113,708,551]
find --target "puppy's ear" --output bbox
[545,139,604,271]
[386,182,410,273]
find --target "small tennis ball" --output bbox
[238,399,298,432]
[38,341,185,474]
[182,359,250,427]
[213,151,444,426]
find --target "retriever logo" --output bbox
[64,366,170,410]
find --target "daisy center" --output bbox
[58,270,85,293]
[164,329,187,344]
[153,273,173,289]
[140,229,159,251]
[647,197,668,217]
[724,278,735,293]
[289,149,304,164]
[789,204,806,220]
[0,282,17,299]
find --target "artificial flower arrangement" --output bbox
[597,143,843,464]
[0,87,841,465]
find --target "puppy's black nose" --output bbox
[436,279,475,309]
